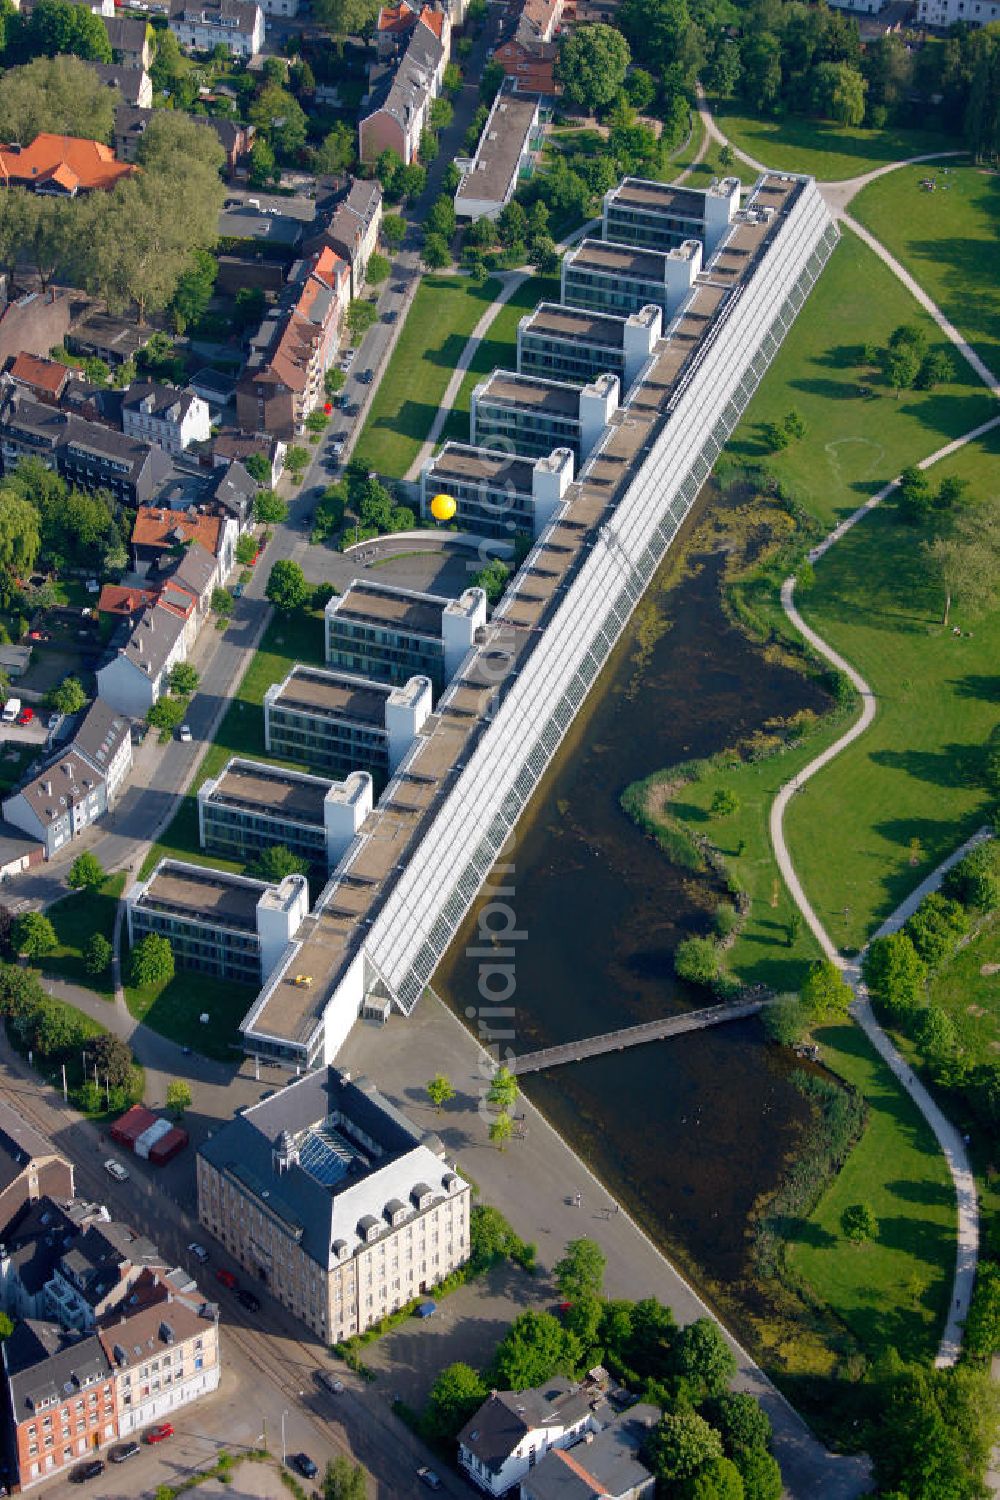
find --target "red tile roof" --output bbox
[420,6,445,38]
[0,134,136,194]
[8,352,69,397]
[131,507,223,556]
[97,583,158,618]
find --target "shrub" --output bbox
[674,936,720,988]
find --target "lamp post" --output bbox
[280,1408,288,1466]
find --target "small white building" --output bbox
[459,1381,605,1497]
[121,383,211,455]
[167,0,264,56]
[916,0,999,20]
[455,85,540,222]
[96,601,189,719]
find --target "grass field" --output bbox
[851,162,1000,374]
[122,939,254,1061]
[786,1021,956,1363]
[139,604,327,880]
[353,275,500,479]
[784,432,1000,951]
[728,226,997,528]
[685,138,760,188]
[926,915,1000,1069]
[43,874,126,999]
[715,109,958,182]
[438,273,561,448]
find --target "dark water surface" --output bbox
[436,531,831,1304]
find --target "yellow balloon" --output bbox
[430,492,457,522]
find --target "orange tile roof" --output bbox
[8,352,69,397]
[97,583,158,617]
[420,6,445,38]
[312,245,349,291]
[0,134,136,194]
[377,0,418,31]
[131,507,223,556]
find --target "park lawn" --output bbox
[686,138,760,188]
[43,873,126,999]
[851,161,1000,374]
[727,225,997,529]
[0,742,37,797]
[123,942,253,1062]
[925,914,1000,1069]
[786,1020,956,1364]
[439,274,561,448]
[714,109,957,182]
[784,434,1000,951]
[663,107,707,179]
[139,604,327,880]
[353,275,500,479]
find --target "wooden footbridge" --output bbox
[509,997,776,1076]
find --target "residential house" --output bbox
[307,180,383,298]
[44,1220,168,1332]
[4,353,70,405]
[130,504,236,580]
[917,0,1000,21]
[98,1291,220,1436]
[86,62,153,108]
[207,459,257,533]
[94,600,189,718]
[66,312,151,368]
[519,1404,659,1500]
[71,697,134,806]
[492,34,559,95]
[103,14,154,68]
[0,1200,110,1324]
[0,134,136,195]
[212,429,286,485]
[458,1379,608,1497]
[0,1103,74,1241]
[121,382,212,454]
[168,0,265,58]
[208,117,255,177]
[2,1321,116,1490]
[0,389,173,507]
[359,13,448,165]
[236,246,350,438]
[196,1067,472,1342]
[114,105,252,174]
[126,859,310,985]
[0,286,72,369]
[2,699,132,858]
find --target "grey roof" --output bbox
[73,698,130,780]
[56,1220,163,1309]
[68,312,149,361]
[321,179,383,263]
[0,1198,81,1296]
[0,389,170,490]
[103,14,148,51]
[5,1320,112,1421]
[522,1404,660,1499]
[365,21,444,130]
[198,1068,462,1270]
[217,204,303,247]
[169,542,217,599]
[0,1099,61,1198]
[169,0,260,30]
[122,381,200,423]
[209,459,256,519]
[458,1382,593,1473]
[86,62,148,103]
[121,600,189,680]
[8,751,107,829]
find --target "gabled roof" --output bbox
[364,19,444,128]
[458,1382,594,1472]
[7,352,69,398]
[73,698,131,780]
[122,381,200,422]
[168,0,261,32]
[0,1099,64,1198]
[10,752,107,829]
[132,505,223,557]
[5,1321,111,1423]
[0,134,135,194]
[169,541,218,599]
[97,583,158,618]
[104,14,149,50]
[119,600,189,680]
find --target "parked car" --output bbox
[144,1424,174,1444]
[291,1455,318,1479]
[103,1159,129,1183]
[46,712,62,732]
[16,707,33,726]
[319,1371,345,1395]
[216,1268,238,1290]
[188,1242,209,1264]
[358,368,374,384]
[416,1300,437,1319]
[71,1460,105,1484]
[330,440,345,457]
[233,584,244,598]
[417,1467,443,1491]
[178,725,192,743]
[382,309,397,323]
[236,1288,260,1312]
[393,282,408,294]
[343,402,359,417]
[109,1442,140,1465]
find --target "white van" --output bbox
[2,698,21,724]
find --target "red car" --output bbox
[16,707,33,725]
[144,1423,174,1444]
[216,1268,238,1290]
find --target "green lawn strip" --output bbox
[438,273,561,448]
[684,138,760,188]
[728,225,997,530]
[353,275,501,479]
[139,605,327,880]
[784,466,1000,951]
[42,873,126,999]
[851,161,1000,374]
[926,914,1000,1068]
[786,1020,956,1364]
[122,937,253,1061]
[663,107,707,178]
[714,109,957,182]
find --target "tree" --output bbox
[645,1410,724,1485]
[266,559,310,613]
[423,1363,488,1444]
[862,931,927,1017]
[245,452,272,486]
[800,960,853,1023]
[554,1238,606,1302]
[170,249,217,334]
[674,936,720,987]
[0,55,115,142]
[896,465,934,526]
[426,1074,456,1112]
[625,66,657,110]
[429,96,454,130]
[247,136,278,189]
[40,678,86,724]
[842,1201,878,1243]
[762,995,807,1047]
[233,285,266,332]
[249,84,308,159]
[480,58,506,102]
[706,1391,773,1459]
[555,24,631,111]
[443,61,462,94]
[422,232,451,270]
[471,559,510,604]
[489,1310,581,1388]
[312,0,381,37]
[718,144,736,171]
[488,1064,518,1112]
[166,1079,192,1118]
[347,298,378,342]
[710,788,740,818]
[381,213,406,247]
[0,489,41,578]
[489,1111,514,1151]
[963,1261,1000,1365]
[916,348,955,390]
[251,845,309,882]
[903,891,969,968]
[914,1005,961,1084]
[211,587,234,619]
[21,0,111,61]
[810,61,867,125]
[92,1033,134,1089]
[168,662,200,697]
[14,912,57,959]
[869,1358,1000,1500]
[419,128,439,164]
[683,1456,745,1500]
[673,1316,737,1403]
[366,251,391,284]
[943,843,1000,914]
[735,1448,782,1500]
[67,852,104,892]
[253,490,288,525]
[84,933,112,978]
[881,325,927,397]
[497,200,528,250]
[924,497,1000,627]
[314,123,355,176]
[0,1311,14,1341]
[321,1456,367,1500]
[130,933,174,988]
[325,367,347,397]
